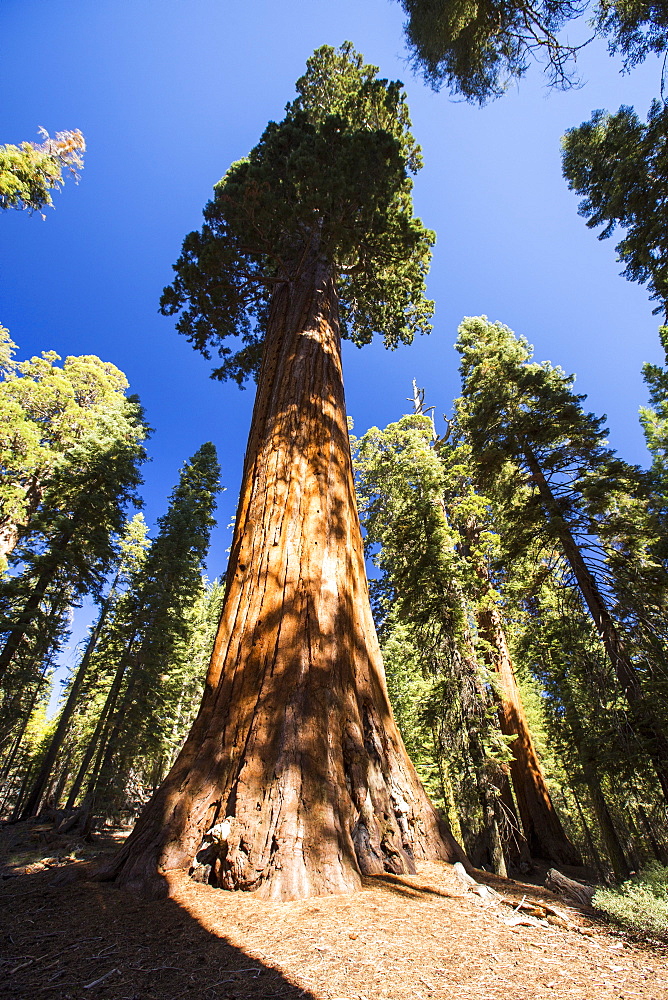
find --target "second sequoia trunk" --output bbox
[476,599,581,865]
[104,256,464,900]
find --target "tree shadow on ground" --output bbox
[0,858,318,1000]
[361,872,459,902]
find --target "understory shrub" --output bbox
[593,863,668,942]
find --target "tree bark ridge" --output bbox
[103,257,463,900]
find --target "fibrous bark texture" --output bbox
[477,602,581,866]
[104,258,464,900]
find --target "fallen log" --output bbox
[545,868,595,907]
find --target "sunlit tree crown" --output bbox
[161,43,434,384]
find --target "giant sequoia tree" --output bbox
[456,316,668,802]
[105,44,463,900]
[353,409,579,867]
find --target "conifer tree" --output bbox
[395,0,668,102]
[0,372,147,687]
[83,443,220,823]
[561,101,668,319]
[353,411,511,873]
[18,514,150,819]
[456,315,668,801]
[0,334,143,564]
[0,128,85,214]
[514,575,637,878]
[353,407,579,866]
[0,577,71,760]
[640,325,668,520]
[105,44,463,901]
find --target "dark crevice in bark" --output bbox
[100,255,466,900]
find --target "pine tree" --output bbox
[353,406,579,866]
[456,315,668,801]
[0,576,72,765]
[83,443,221,823]
[17,514,150,819]
[104,43,463,901]
[0,128,85,214]
[0,373,147,687]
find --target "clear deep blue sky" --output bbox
[1,0,664,690]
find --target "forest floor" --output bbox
[1,819,667,1000]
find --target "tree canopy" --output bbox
[0,129,85,214]
[0,332,146,566]
[160,43,434,384]
[562,100,668,318]
[397,0,668,102]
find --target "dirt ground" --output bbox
[1,820,667,1000]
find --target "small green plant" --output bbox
[593,863,668,942]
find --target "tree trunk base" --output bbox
[98,258,468,902]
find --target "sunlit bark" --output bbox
[477,600,581,865]
[105,256,464,900]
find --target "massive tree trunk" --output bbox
[476,600,581,865]
[521,442,668,802]
[103,255,464,900]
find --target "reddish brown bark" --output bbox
[103,257,464,900]
[477,600,581,865]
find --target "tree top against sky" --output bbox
[0,128,85,215]
[397,0,668,102]
[160,43,435,385]
[562,99,668,319]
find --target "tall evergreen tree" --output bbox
[105,44,463,901]
[640,325,668,521]
[83,443,221,823]
[514,572,638,878]
[353,407,579,866]
[456,315,668,801]
[18,514,150,819]
[0,371,147,687]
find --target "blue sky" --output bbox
[1,0,664,695]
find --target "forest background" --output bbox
[0,0,664,698]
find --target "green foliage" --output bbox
[596,1,668,67]
[87,444,221,818]
[640,325,668,511]
[8,392,148,603]
[399,0,583,102]
[594,863,668,940]
[0,129,85,214]
[161,43,434,384]
[562,101,668,317]
[353,409,519,869]
[0,342,147,756]
[456,315,667,649]
[0,334,143,566]
[397,0,668,103]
